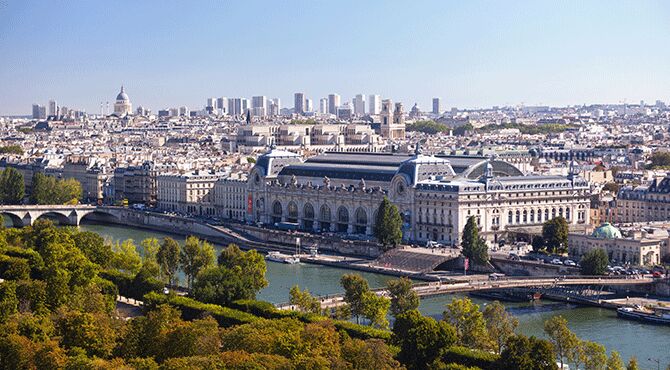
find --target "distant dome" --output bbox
[116,86,129,102]
[591,222,622,239]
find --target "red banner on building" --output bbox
[247,195,253,214]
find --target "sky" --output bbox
[0,0,669,115]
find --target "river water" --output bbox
[7,220,670,366]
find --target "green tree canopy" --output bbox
[111,239,142,275]
[289,285,321,314]
[387,277,419,317]
[392,309,457,370]
[157,237,181,286]
[606,351,625,370]
[0,168,25,205]
[192,244,267,306]
[361,291,390,329]
[580,248,609,275]
[647,151,670,169]
[0,145,24,155]
[461,216,488,265]
[443,297,491,350]
[373,197,403,249]
[542,216,569,254]
[483,300,519,354]
[340,274,370,324]
[30,173,82,205]
[180,236,215,289]
[499,334,558,370]
[544,315,579,370]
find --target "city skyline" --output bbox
[1,0,670,115]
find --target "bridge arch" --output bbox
[1,212,25,227]
[79,210,120,225]
[34,211,73,225]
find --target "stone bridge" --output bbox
[0,205,120,227]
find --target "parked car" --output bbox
[551,258,563,265]
[653,271,663,278]
[563,259,577,266]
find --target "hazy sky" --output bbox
[1,0,669,115]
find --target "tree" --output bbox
[29,173,82,205]
[157,237,181,286]
[443,297,491,350]
[140,238,160,263]
[606,351,625,370]
[499,334,558,370]
[542,217,569,254]
[289,285,321,314]
[647,151,670,169]
[111,239,142,274]
[341,337,402,370]
[626,357,639,370]
[361,291,390,329]
[581,248,609,275]
[373,197,403,249]
[483,300,518,354]
[181,236,215,288]
[72,231,112,268]
[461,216,488,265]
[531,236,545,252]
[393,309,457,370]
[579,340,607,370]
[0,168,25,205]
[340,274,370,324]
[387,277,419,317]
[0,281,18,322]
[192,244,267,306]
[544,315,579,369]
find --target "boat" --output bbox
[616,306,670,325]
[265,251,300,264]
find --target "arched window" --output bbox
[337,206,349,233]
[320,204,331,231]
[287,201,298,223]
[303,203,315,230]
[558,207,564,218]
[552,208,557,219]
[508,211,513,224]
[272,201,282,224]
[565,208,570,221]
[530,209,535,223]
[355,208,368,234]
[544,208,549,221]
[515,210,520,224]
[522,210,528,223]
[303,203,314,219]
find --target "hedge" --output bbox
[144,292,259,328]
[230,299,391,341]
[439,346,499,370]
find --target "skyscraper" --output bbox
[252,96,267,117]
[267,98,281,116]
[432,98,441,115]
[328,94,340,115]
[32,104,46,119]
[319,98,328,114]
[217,97,228,114]
[305,98,313,113]
[294,92,305,114]
[48,100,58,117]
[353,94,366,116]
[368,94,381,115]
[206,97,217,110]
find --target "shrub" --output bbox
[438,346,499,370]
[143,293,259,328]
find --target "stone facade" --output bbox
[616,175,670,223]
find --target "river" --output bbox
[7,220,670,366]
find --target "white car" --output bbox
[563,259,577,266]
[551,258,563,265]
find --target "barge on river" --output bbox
[617,306,670,325]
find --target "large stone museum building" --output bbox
[237,147,591,247]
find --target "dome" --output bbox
[591,222,622,239]
[116,86,129,102]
